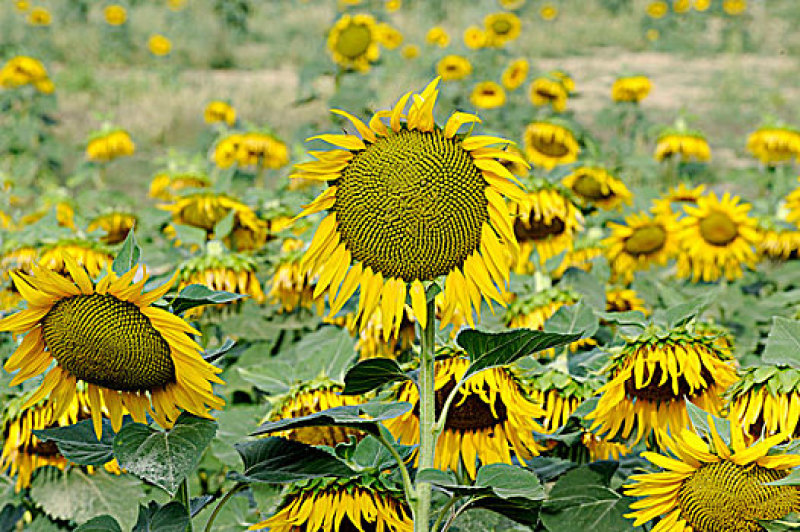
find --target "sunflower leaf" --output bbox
[0,504,25,532]
[342,358,409,395]
[456,328,582,380]
[111,229,141,276]
[74,515,122,532]
[132,501,190,532]
[250,402,412,437]
[213,210,235,240]
[544,302,599,338]
[33,418,116,466]
[232,437,357,483]
[762,317,800,368]
[113,413,217,496]
[169,284,247,315]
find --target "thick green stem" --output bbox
[203,483,245,532]
[414,298,437,532]
[176,478,193,532]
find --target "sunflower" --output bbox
[0,56,53,93]
[148,34,172,56]
[540,4,558,20]
[0,257,225,437]
[586,326,738,446]
[385,351,546,478]
[267,238,324,314]
[327,14,380,72]
[694,0,711,12]
[497,144,530,179]
[425,26,449,47]
[1,392,120,492]
[463,25,487,49]
[204,101,236,127]
[647,0,668,18]
[331,305,416,359]
[673,0,691,13]
[605,287,649,315]
[654,133,711,162]
[604,210,681,284]
[251,478,412,531]
[86,130,136,162]
[561,166,633,210]
[624,413,800,531]
[213,132,289,170]
[471,81,506,109]
[87,211,137,245]
[729,366,800,441]
[1,245,38,283]
[501,58,529,91]
[550,70,575,94]
[523,121,580,169]
[722,0,747,15]
[436,54,472,81]
[291,78,524,334]
[510,183,584,270]
[17,201,76,230]
[676,192,760,282]
[651,183,707,217]
[611,75,652,103]
[529,77,569,113]
[264,380,365,446]
[746,126,800,165]
[786,178,800,228]
[758,225,800,260]
[549,238,603,280]
[38,240,113,279]
[401,44,419,59]
[103,5,127,26]
[484,12,521,46]
[177,248,265,311]
[148,172,210,201]
[27,6,51,26]
[376,22,403,49]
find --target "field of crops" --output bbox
[3,0,800,530]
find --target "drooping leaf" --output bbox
[342,359,410,395]
[232,437,357,483]
[34,418,115,466]
[473,463,545,500]
[132,501,190,532]
[251,402,411,438]
[347,433,415,471]
[113,413,217,495]
[595,310,648,329]
[111,229,140,276]
[762,317,800,368]
[75,515,122,532]
[169,284,247,315]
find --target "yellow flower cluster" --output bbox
[0,56,54,94]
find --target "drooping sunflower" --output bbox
[0,56,54,93]
[425,26,450,47]
[611,75,652,103]
[509,183,584,270]
[291,78,524,333]
[267,238,323,314]
[436,54,472,81]
[264,380,365,447]
[250,478,413,532]
[471,81,506,109]
[676,192,760,282]
[604,210,681,284]
[149,172,210,201]
[550,70,575,94]
[624,413,800,531]
[529,77,569,113]
[758,224,800,260]
[327,14,380,72]
[605,287,649,315]
[0,257,225,437]
[213,132,289,170]
[38,240,113,279]
[651,183,707,217]
[654,133,711,162]
[27,6,51,26]
[586,326,738,446]
[501,58,529,91]
[204,100,236,127]
[86,130,136,163]
[177,247,265,311]
[729,366,800,441]
[746,126,800,165]
[483,12,521,46]
[523,120,580,169]
[385,351,546,478]
[561,166,633,211]
[87,211,137,245]
[540,3,558,20]
[1,244,37,282]
[722,0,747,15]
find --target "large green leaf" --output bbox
[559,269,605,310]
[544,302,599,338]
[342,358,409,395]
[456,328,582,380]
[762,317,800,368]
[251,402,411,438]
[34,418,115,466]
[168,284,246,315]
[132,501,190,532]
[74,515,122,532]
[113,414,217,495]
[0,504,24,532]
[29,470,143,530]
[111,229,141,276]
[232,437,357,483]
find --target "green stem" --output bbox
[432,378,465,435]
[414,297,437,532]
[376,431,417,508]
[203,483,245,532]
[176,478,193,532]
[431,495,459,532]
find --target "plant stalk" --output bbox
[176,478,193,532]
[414,298,437,532]
[203,483,245,532]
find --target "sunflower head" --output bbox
[178,248,265,312]
[471,81,506,109]
[746,126,800,165]
[501,58,529,91]
[523,120,580,169]
[549,235,604,280]
[291,78,526,334]
[561,166,633,210]
[529,77,569,113]
[149,171,210,201]
[758,223,800,260]
[463,25,488,49]
[103,4,127,25]
[483,12,522,46]
[87,211,137,245]
[611,75,652,103]
[38,239,113,279]
[526,369,598,433]
[604,209,680,284]
[647,0,668,18]
[605,287,649,315]
[436,54,472,81]
[729,366,800,442]
[86,129,135,162]
[655,132,711,162]
[425,26,450,47]
[204,100,236,126]
[327,13,380,72]
[268,238,323,314]
[148,34,172,56]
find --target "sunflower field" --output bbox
[3,0,800,531]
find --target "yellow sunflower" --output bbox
[401,44,419,59]
[484,12,521,46]
[676,192,760,282]
[148,172,210,201]
[436,54,472,81]
[263,380,365,447]
[385,352,546,478]
[497,144,530,178]
[540,3,558,20]
[786,178,800,228]
[510,183,584,270]
[611,75,652,103]
[586,326,738,446]
[605,287,649,315]
[103,5,127,26]
[17,201,76,230]
[501,58,529,91]
[204,101,236,127]
[87,211,137,245]
[86,130,135,162]
[177,248,265,309]
[38,240,113,279]
[647,0,668,18]
[0,56,53,93]
[463,25,487,49]
[251,479,412,531]
[654,133,711,162]
[604,210,681,284]
[729,366,800,441]
[327,14,380,72]
[624,413,800,531]
[0,257,225,437]
[758,225,800,260]
[213,132,289,170]
[722,0,747,15]
[267,238,323,314]
[471,81,506,109]
[529,77,568,113]
[27,6,51,26]
[148,34,172,56]
[561,166,633,210]
[291,78,525,333]
[550,70,575,94]
[746,126,800,165]
[523,121,580,169]
[376,22,403,49]
[651,183,707,217]
[673,0,691,13]
[425,26,449,47]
